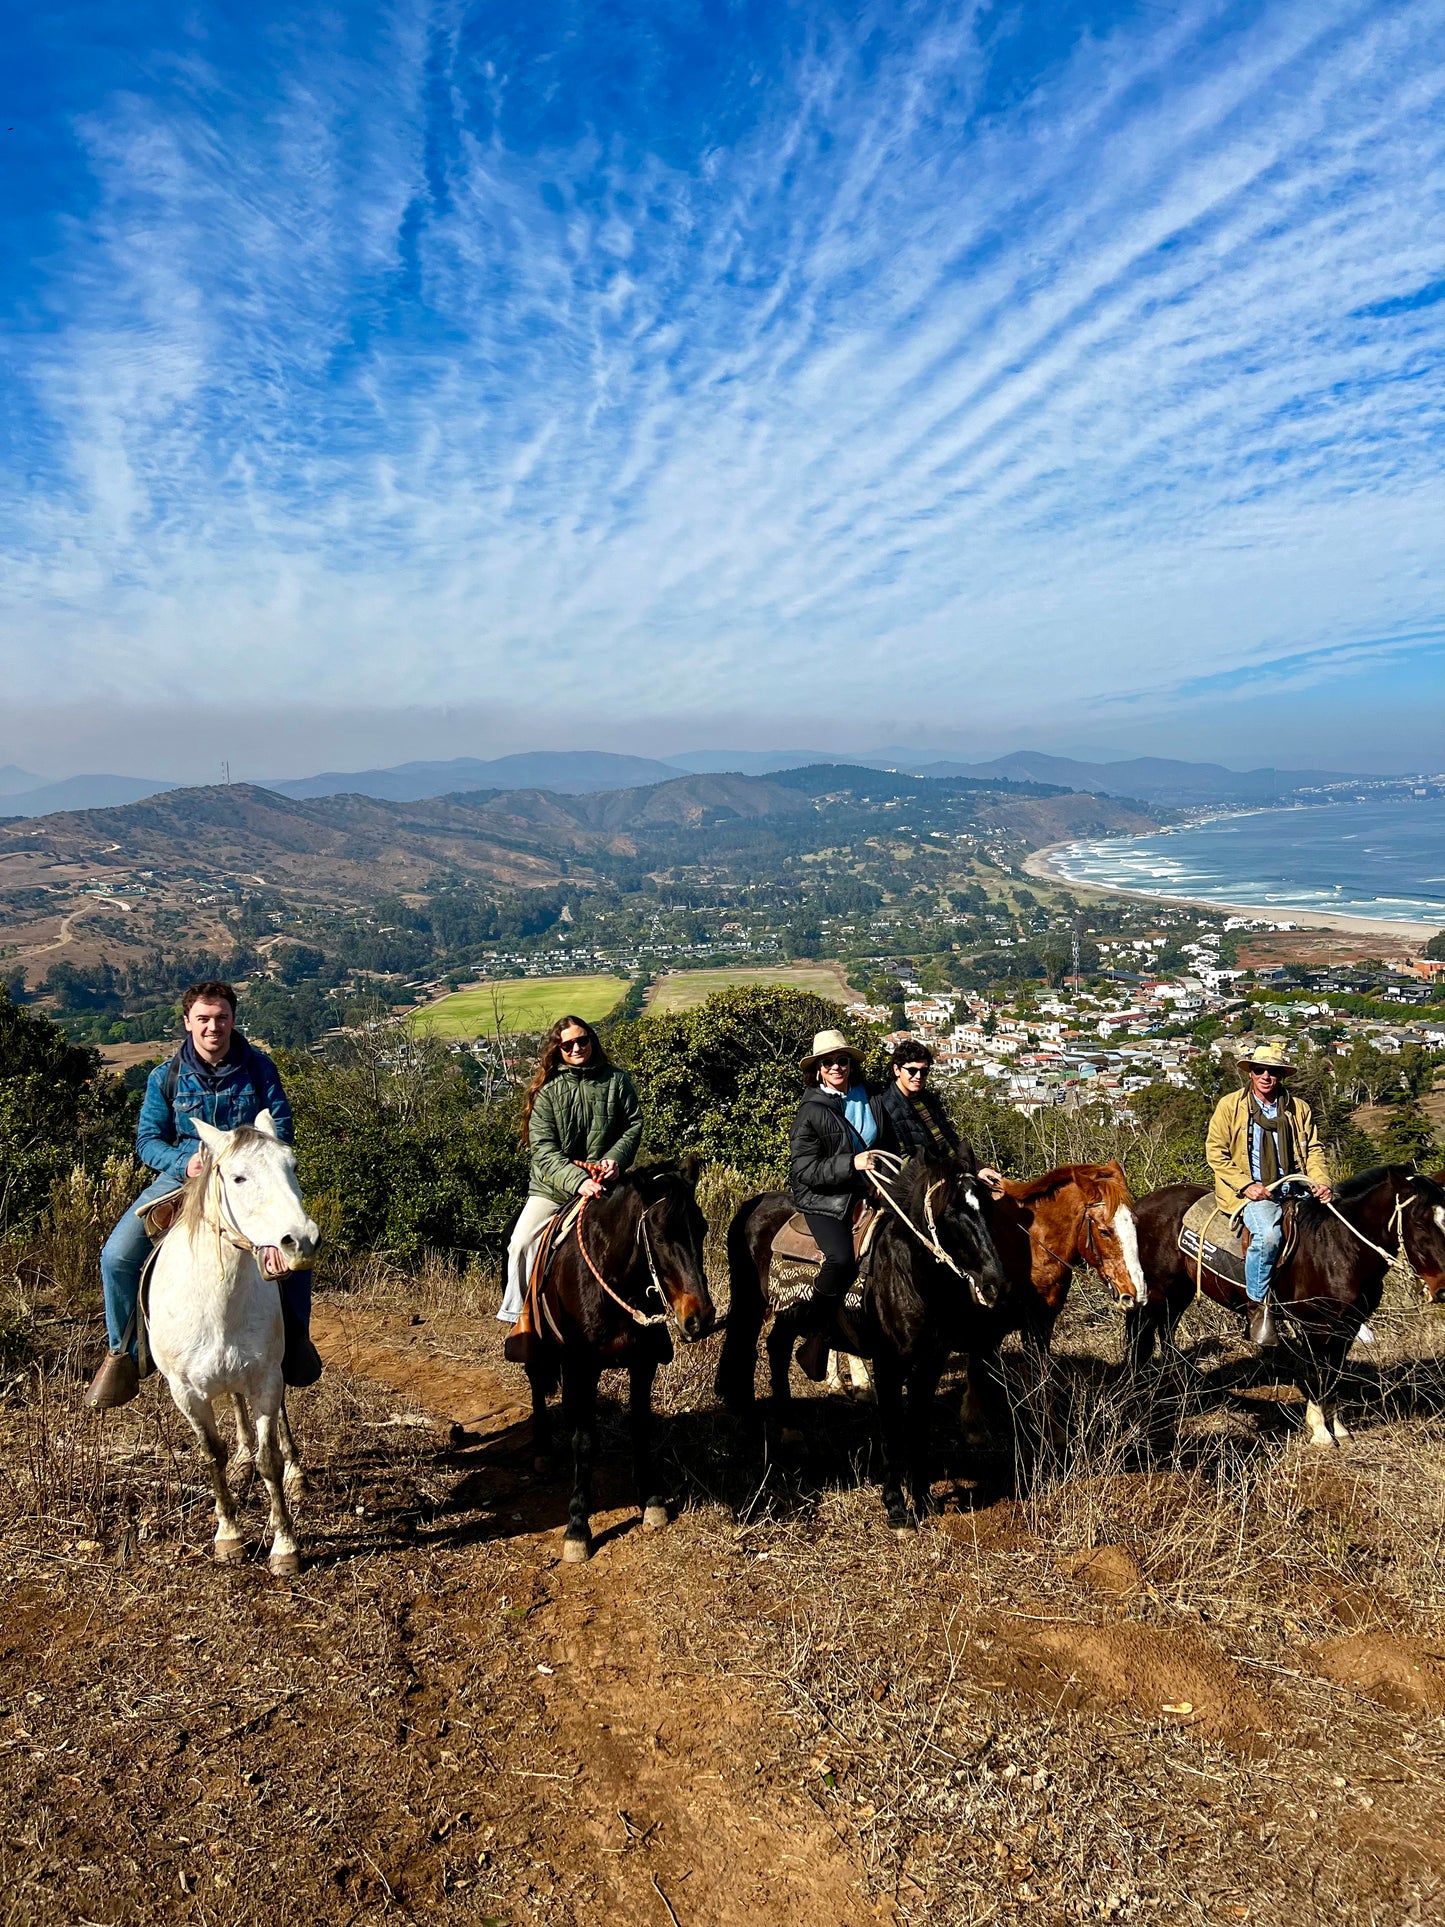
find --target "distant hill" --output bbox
[268,750,685,801]
[0,765,41,797]
[0,773,182,817]
[911,751,1361,804]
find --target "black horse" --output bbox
[525,1159,715,1561]
[1128,1166,1445,1445]
[715,1153,1006,1530]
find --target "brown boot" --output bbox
[85,1350,140,1410]
[1247,1300,1278,1349]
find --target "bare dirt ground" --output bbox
[4,1271,1445,1925]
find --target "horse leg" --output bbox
[276,1396,305,1505]
[527,1360,553,1475]
[629,1352,669,1530]
[561,1349,600,1563]
[766,1309,804,1450]
[872,1350,913,1534]
[958,1355,994,1449]
[1022,1325,1062,1455]
[254,1405,301,1575]
[172,1384,243,1564]
[1301,1343,1349,1449]
[230,1393,258,1496]
[905,1353,945,1519]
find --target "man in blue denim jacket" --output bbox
[85,981,321,1409]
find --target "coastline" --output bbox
[1023,840,1441,942]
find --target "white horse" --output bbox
[147,1111,320,1574]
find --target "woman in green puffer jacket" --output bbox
[497,1013,644,1323]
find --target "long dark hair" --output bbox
[520,1014,614,1141]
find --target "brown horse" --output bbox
[1128,1166,1445,1446]
[524,1159,715,1561]
[961,1161,1145,1449]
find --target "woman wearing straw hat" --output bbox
[1204,1037,1332,1348]
[787,1029,898,1375]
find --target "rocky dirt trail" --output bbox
[313,1305,896,1926]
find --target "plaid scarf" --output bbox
[1246,1092,1295,1188]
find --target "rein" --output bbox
[572,1164,672,1329]
[865,1150,967,1281]
[1266,1172,1417,1272]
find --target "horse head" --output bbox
[628,1156,716,1341]
[898,1153,1006,1309]
[1074,1160,1146,1307]
[191,1112,320,1267]
[1401,1171,1445,1304]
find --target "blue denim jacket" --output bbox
[136,1036,295,1181]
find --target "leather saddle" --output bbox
[504,1195,586,1364]
[772,1198,883,1268]
[1178,1194,1300,1290]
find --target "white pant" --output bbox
[498,1196,563,1322]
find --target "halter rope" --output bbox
[864,1149,968,1280]
[1265,1172,1417,1271]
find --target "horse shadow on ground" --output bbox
[295,1331,1445,1566]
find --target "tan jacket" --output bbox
[1205,1087,1329,1209]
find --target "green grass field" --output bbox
[645,961,858,1014]
[410,974,630,1039]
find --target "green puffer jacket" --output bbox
[527,1065,644,1203]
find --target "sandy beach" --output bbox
[1024,841,1442,943]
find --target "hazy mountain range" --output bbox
[0,746,1386,819]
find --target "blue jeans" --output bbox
[100,1176,312,1353]
[1241,1199,1283,1305]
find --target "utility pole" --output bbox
[222,760,231,785]
[1071,913,1084,988]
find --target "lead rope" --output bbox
[572,1170,671,1328]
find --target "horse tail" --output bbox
[715,1196,772,1412]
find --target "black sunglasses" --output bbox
[559,1035,593,1053]
[898,1063,930,1077]
[818,1053,854,1069]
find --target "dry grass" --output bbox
[4,1192,1445,1922]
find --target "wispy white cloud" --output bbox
[4,0,1445,753]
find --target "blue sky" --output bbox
[3,0,1444,779]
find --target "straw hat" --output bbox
[1236,1037,1296,1074]
[799,1028,864,1076]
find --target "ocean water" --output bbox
[1051,795,1445,925]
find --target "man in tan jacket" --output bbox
[1205,1039,1332,1348]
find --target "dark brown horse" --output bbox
[714,1153,1005,1531]
[1128,1166,1445,1445]
[961,1161,1146,1449]
[525,1159,715,1561]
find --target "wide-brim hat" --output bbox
[800,1028,864,1076]
[1237,1037,1296,1074]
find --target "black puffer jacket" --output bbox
[788,1084,897,1219]
[878,1080,965,1161]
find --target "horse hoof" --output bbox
[268,1550,300,1578]
[643,1503,669,1531]
[562,1534,592,1564]
[214,1536,245,1565]
[888,1514,916,1537]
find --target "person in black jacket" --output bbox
[879,1040,961,1158]
[788,1029,896,1370]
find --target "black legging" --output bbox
[803,1210,858,1303]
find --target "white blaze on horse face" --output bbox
[218,1133,319,1260]
[1111,1204,1146,1304]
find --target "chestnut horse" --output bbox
[525,1159,715,1562]
[715,1153,1005,1531]
[961,1161,1145,1450]
[1127,1166,1445,1446]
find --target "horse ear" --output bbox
[193,1118,229,1157]
[252,1109,280,1140]
[680,1152,702,1189]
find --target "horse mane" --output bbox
[173,1126,268,1235]
[999,1162,1132,1213]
